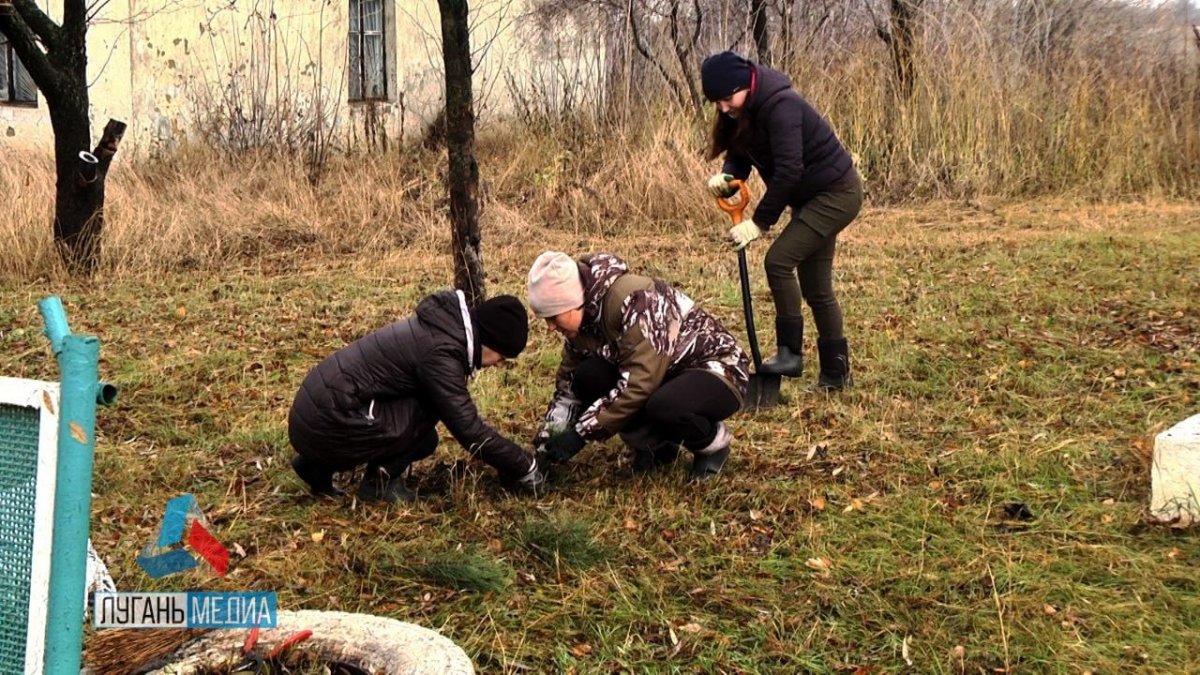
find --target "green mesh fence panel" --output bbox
[0,401,39,673]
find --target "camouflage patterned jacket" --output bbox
[535,253,749,444]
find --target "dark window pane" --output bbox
[0,42,10,102]
[348,0,386,102]
[364,34,384,98]
[348,33,362,100]
[362,0,382,32]
[15,57,35,102]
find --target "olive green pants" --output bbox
[763,171,863,340]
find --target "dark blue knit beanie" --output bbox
[701,51,753,102]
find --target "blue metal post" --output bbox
[37,297,101,675]
[42,335,99,675]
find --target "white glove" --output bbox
[728,220,763,250]
[706,173,737,198]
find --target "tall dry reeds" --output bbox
[2,1,1196,280]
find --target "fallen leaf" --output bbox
[623,518,640,531]
[661,529,675,541]
[1101,514,1114,524]
[311,530,325,543]
[668,625,679,646]
[1043,604,1058,615]
[843,498,865,513]
[678,622,703,634]
[831,466,845,477]
[69,422,88,444]
[952,645,965,659]
[569,643,592,657]
[902,635,913,666]
[805,557,831,571]
[1167,547,1183,560]
[175,306,187,318]
[809,496,826,511]
[486,538,504,554]
[749,509,763,521]
[231,542,247,557]
[928,480,943,491]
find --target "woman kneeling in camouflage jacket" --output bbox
[527,251,749,481]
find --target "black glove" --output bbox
[542,429,586,464]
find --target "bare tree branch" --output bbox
[627,1,690,110]
[7,0,63,48]
[0,8,64,100]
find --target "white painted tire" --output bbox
[149,609,473,674]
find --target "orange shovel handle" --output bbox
[714,180,751,223]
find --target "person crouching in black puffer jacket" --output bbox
[287,292,544,503]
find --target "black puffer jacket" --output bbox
[722,65,854,230]
[287,291,532,477]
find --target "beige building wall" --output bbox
[1,0,605,154]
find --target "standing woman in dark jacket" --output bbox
[701,51,862,390]
[287,292,543,502]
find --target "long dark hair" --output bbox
[707,112,752,160]
[705,66,756,160]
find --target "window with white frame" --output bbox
[349,0,387,101]
[0,34,38,106]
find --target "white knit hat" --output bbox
[527,251,584,318]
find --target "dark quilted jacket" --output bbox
[722,65,854,230]
[287,291,532,476]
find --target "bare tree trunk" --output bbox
[667,0,704,116]
[1,0,120,275]
[888,0,919,98]
[437,0,486,306]
[751,0,770,64]
[55,118,125,275]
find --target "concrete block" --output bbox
[1151,413,1200,525]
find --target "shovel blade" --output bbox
[745,373,782,410]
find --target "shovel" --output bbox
[715,181,782,410]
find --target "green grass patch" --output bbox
[517,515,608,570]
[3,199,1197,673]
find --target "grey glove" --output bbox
[511,458,546,495]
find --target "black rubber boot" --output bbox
[357,431,439,503]
[357,462,417,503]
[620,425,679,474]
[759,316,803,377]
[817,337,853,391]
[631,444,680,474]
[687,422,732,482]
[291,454,343,497]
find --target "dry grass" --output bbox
[1,24,1198,668]
[2,167,1196,671]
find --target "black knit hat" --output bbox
[473,295,529,359]
[701,51,753,102]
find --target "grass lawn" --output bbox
[3,198,1198,674]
